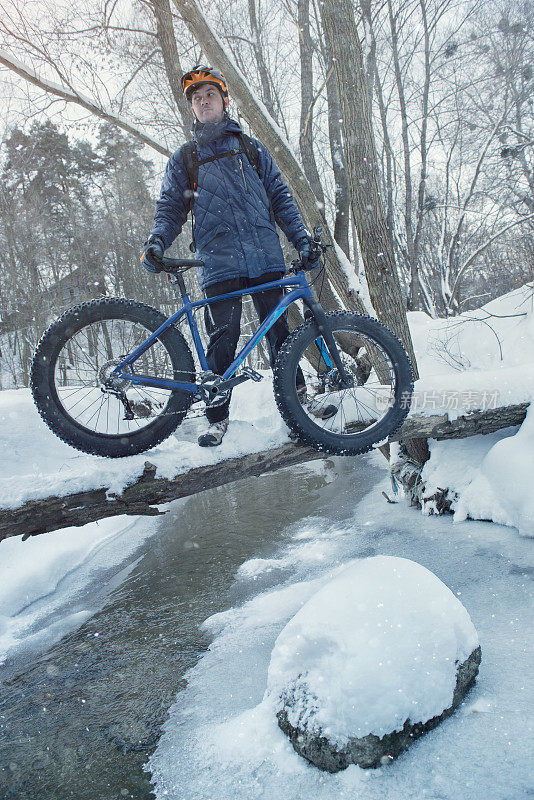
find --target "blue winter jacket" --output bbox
[150,116,308,290]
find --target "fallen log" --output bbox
[0,403,529,542]
[390,402,529,443]
[0,441,325,542]
[391,402,530,513]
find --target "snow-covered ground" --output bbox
[410,284,534,394]
[407,284,534,536]
[1,285,532,797]
[149,474,533,800]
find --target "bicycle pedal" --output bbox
[241,367,263,382]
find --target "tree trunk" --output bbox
[358,0,394,236]
[247,0,278,122]
[319,0,419,378]
[152,0,194,135]
[298,0,326,212]
[387,0,421,312]
[316,28,350,256]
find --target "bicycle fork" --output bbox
[304,299,353,388]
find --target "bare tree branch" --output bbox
[448,213,534,307]
[0,49,171,156]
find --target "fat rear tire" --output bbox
[31,298,195,458]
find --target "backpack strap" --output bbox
[237,133,260,175]
[181,141,199,251]
[181,141,199,210]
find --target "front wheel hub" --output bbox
[324,368,354,391]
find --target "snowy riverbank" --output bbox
[149,476,533,800]
[406,284,534,536]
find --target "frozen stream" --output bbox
[150,457,533,800]
[0,455,382,799]
[1,451,532,800]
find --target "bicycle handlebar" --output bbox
[158,227,329,276]
[159,257,204,274]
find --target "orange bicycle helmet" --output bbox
[181,65,229,100]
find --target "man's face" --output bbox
[190,83,228,124]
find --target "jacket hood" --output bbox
[192,116,243,146]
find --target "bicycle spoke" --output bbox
[53,316,184,437]
[86,396,106,428]
[293,325,399,440]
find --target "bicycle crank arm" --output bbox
[218,368,262,392]
[199,367,263,405]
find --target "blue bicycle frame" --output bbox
[111,270,334,395]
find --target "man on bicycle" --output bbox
[142,65,321,446]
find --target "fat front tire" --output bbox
[31,298,195,458]
[273,311,413,456]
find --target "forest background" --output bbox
[0,0,532,388]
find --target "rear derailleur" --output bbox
[101,385,135,420]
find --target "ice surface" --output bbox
[1,286,533,798]
[149,479,533,800]
[267,556,479,741]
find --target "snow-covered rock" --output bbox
[268,556,481,771]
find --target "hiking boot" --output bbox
[297,386,337,421]
[198,417,229,447]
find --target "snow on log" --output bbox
[389,402,529,443]
[0,441,323,542]
[0,404,528,542]
[390,402,530,513]
[269,556,481,771]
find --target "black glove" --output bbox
[141,235,165,273]
[295,235,321,270]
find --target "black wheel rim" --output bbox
[294,328,398,440]
[52,318,177,437]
